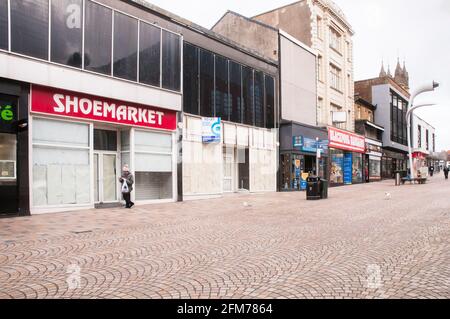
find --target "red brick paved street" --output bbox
[0,176,449,299]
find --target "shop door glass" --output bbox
[0,133,17,214]
[223,147,234,192]
[94,153,117,203]
[103,154,116,202]
[94,153,99,202]
[238,148,249,190]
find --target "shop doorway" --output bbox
[223,146,235,192]
[238,147,249,191]
[94,152,118,203]
[0,133,17,215]
[94,129,119,204]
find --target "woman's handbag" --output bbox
[121,178,130,194]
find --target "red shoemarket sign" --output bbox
[31,85,177,131]
[328,127,365,153]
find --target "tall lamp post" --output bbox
[407,81,439,179]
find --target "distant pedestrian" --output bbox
[429,165,435,177]
[119,164,135,209]
[444,166,449,180]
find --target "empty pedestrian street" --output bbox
[0,178,449,299]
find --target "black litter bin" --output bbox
[320,179,328,199]
[306,176,321,200]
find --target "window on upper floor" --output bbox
[84,0,112,75]
[330,64,342,91]
[182,43,276,129]
[329,27,341,53]
[113,11,138,82]
[139,22,161,87]
[346,41,352,62]
[426,129,429,151]
[11,0,49,60]
[51,0,83,68]
[432,133,435,152]
[318,55,324,82]
[0,0,7,50]
[317,16,323,40]
[161,30,181,91]
[3,0,182,92]
[417,125,422,148]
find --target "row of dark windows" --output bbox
[183,43,276,129]
[0,0,181,91]
[390,91,408,146]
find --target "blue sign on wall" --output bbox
[293,136,329,154]
[202,117,221,143]
[343,152,353,185]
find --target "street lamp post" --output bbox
[407,81,439,180]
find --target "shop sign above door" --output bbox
[293,136,328,154]
[202,117,221,143]
[31,85,177,131]
[0,95,17,133]
[328,127,365,153]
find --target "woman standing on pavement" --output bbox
[444,166,449,180]
[119,164,135,209]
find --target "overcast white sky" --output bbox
[146,0,450,151]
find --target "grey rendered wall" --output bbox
[212,12,279,62]
[280,35,317,127]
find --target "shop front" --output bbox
[365,138,382,182]
[381,149,408,179]
[0,80,29,217]
[30,85,178,214]
[279,122,328,192]
[412,151,429,178]
[328,127,365,186]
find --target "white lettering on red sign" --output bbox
[328,127,365,153]
[31,85,176,130]
[53,94,165,125]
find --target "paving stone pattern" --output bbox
[0,177,449,299]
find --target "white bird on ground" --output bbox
[385,192,392,200]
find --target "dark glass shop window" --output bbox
[0,0,7,50]
[229,61,242,124]
[139,22,161,87]
[84,1,112,75]
[254,71,264,128]
[199,49,214,117]
[242,66,254,126]
[113,12,138,81]
[161,30,181,91]
[51,0,83,68]
[265,75,275,129]
[11,0,49,60]
[215,55,229,121]
[183,43,199,115]
[94,130,117,151]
